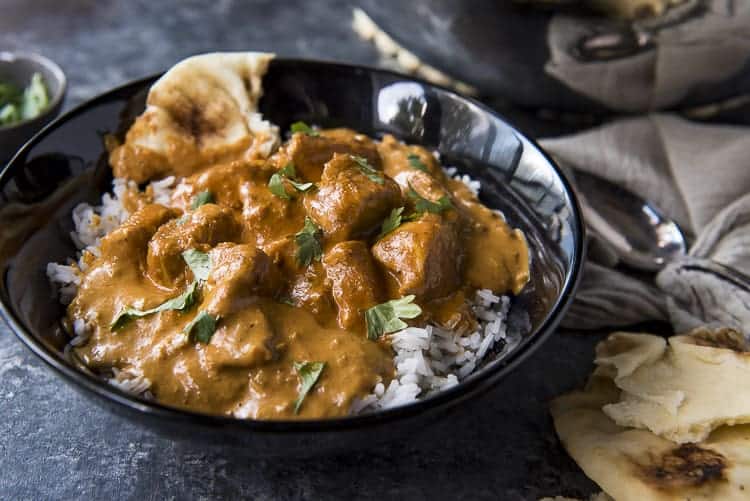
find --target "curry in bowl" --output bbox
[47,53,530,420]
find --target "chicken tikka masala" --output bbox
[59,53,530,420]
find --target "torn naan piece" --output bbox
[109,52,279,183]
[595,328,750,443]
[551,374,750,501]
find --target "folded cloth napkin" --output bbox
[545,0,750,113]
[540,114,750,333]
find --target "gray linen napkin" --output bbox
[545,0,750,113]
[540,114,750,333]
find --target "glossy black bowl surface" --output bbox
[0,59,583,455]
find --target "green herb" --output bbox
[295,217,323,267]
[20,73,49,120]
[290,121,319,137]
[279,296,295,306]
[268,162,316,200]
[0,104,20,125]
[184,311,218,343]
[365,295,422,340]
[0,82,21,107]
[293,361,326,414]
[407,184,453,215]
[0,73,49,126]
[182,249,211,282]
[111,281,199,330]
[376,207,405,241]
[407,153,428,172]
[268,171,291,200]
[287,179,315,192]
[191,190,214,209]
[350,155,384,185]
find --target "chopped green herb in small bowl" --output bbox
[0,52,66,163]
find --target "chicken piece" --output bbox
[146,204,242,287]
[288,263,336,320]
[323,241,383,329]
[171,161,306,248]
[203,306,277,370]
[280,128,381,181]
[204,243,280,316]
[371,214,462,301]
[99,204,180,264]
[304,153,402,243]
[377,134,446,181]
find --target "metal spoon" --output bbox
[573,170,686,272]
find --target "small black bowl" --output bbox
[0,59,584,455]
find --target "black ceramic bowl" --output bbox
[0,59,583,455]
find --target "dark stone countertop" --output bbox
[1,1,600,498]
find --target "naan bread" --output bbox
[110,52,279,183]
[596,328,750,443]
[551,373,750,501]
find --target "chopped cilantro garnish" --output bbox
[287,179,315,192]
[268,172,291,200]
[0,73,49,126]
[407,153,428,172]
[20,73,49,120]
[365,295,422,340]
[111,281,199,330]
[268,162,316,200]
[184,311,218,343]
[290,121,319,137]
[376,207,405,241]
[350,155,384,185]
[191,190,214,209]
[181,249,211,282]
[407,184,453,215]
[295,217,323,267]
[293,361,326,414]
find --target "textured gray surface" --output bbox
[1,1,600,499]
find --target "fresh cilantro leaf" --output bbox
[293,361,326,414]
[376,207,404,241]
[268,172,291,200]
[111,281,199,330]
[20,73,49,120]
[365,295,422,340]
[0,103,20,125]
[407,184,453,215]
[268,163,316,199]
[407,153,428,172]
[279,162,296,177]
[295,217,323,267]
[191,190,214,209]
[290,121,319,137]
[287,179,315,192]
[184,311,218,343]
[182,249,211,282]
[350,155,384,185]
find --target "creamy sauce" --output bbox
[70,129,530,419]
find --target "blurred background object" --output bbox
[354,0,750,124]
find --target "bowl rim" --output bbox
[0,51,67,132]
[0,57,585,432]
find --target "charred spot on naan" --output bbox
[688,327,749,353]
[635,443,728,490]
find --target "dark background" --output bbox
[1,1,604,499]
